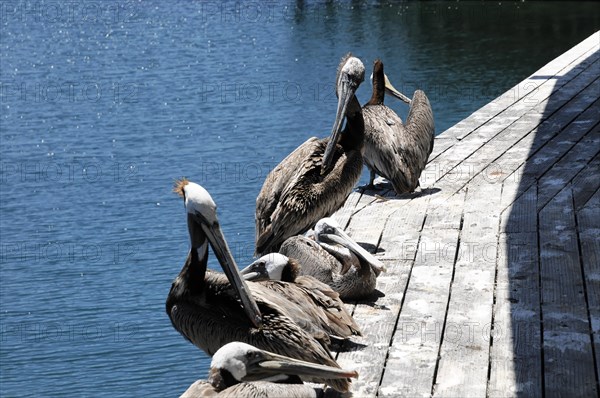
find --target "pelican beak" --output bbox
[246,349,359,381]
[240,261,267,282]
[199,219,263,328]
[384,73,411,104]
[319,227,386,275]
[322,77,357,174]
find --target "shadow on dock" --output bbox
[500,46,599,396]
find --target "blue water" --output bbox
[1,1,598,397]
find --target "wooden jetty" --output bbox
[331,31,599,397]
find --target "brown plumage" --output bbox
[363,59,435,194]
[255,54,366,256]
[279,218,385,301]
[166,181,352,392]
[241,253,361,339]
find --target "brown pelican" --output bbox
[240,253,362,339]
[255,53,366,256]
[179,342,358,397]
[167,180,352,392]
[362,59,434,193]
[279,218,385,301]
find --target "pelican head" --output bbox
[174,179,263,328]
[322,54,365,173]
[240,253,298,282]
[368,59,411,105]
[208,342,358,390]
[314,217,386,275]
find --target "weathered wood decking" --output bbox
[331,31,600,397]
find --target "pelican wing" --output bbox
[279,236,338,284]
[179,380,216,397]
[363,90,434,194]
[362,104,409,188]
[220,382,324,398]
[404,90,435,159]
[295,275,362,337]
[249,280,332,343]
[258,143,361,255]
[256,137,321,254]
[245,284,353,392]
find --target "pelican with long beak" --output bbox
[363,59,434,193]
[240,253,362,339]
[279,217,385,301]
[179,342,359,397]
[167,180,353,392]
[255,53,365,256]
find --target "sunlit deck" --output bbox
[332,31,599,397]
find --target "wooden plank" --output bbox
[337,193,432,396]
[518,98,599,199]
[539,185,597,396]
[571,153,600,210]
[346,200,397,253]
[537,127,600,211]
[445,63,599,199]
[493,98,600,212]
[378,200,464,396]
[432,180,502,397]
[428,136,457,162]
[500,184,537,233]
[424,189,466,231]
[378,196,429,261]
[335,194,425,396]
[335,260,413,398]
[575,188,600,386]
[424,54,600,190]
[333,190,363,229]
[488,232,542,397]
[491,171,542,396]
[438,31,599,143]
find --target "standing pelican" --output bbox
[279,218,385,301]
[255,53,366,256]
[240,253,361,339]
[363,59,434,193]
[167,180,352,392]
[179,342,358,397]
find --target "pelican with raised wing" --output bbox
[255,53,366,256]
[363,59,434,193]
[166,180,352,392]
[179,342,359,397]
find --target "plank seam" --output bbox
[486,176,508,396]
[535,182,546,398]
[466,77,600,215]
[572,183,600,394]
[440,42,599,146]
[536,131,600,213]
[375,210,429,397]
[431,56,600,187]
[430,189,467,397]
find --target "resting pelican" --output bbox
[255,53,366,256]
[179,342,358,397]
[362,59,434,193]
[279,218,385,301]
[240,253,361,339]
[167,180,352,392]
